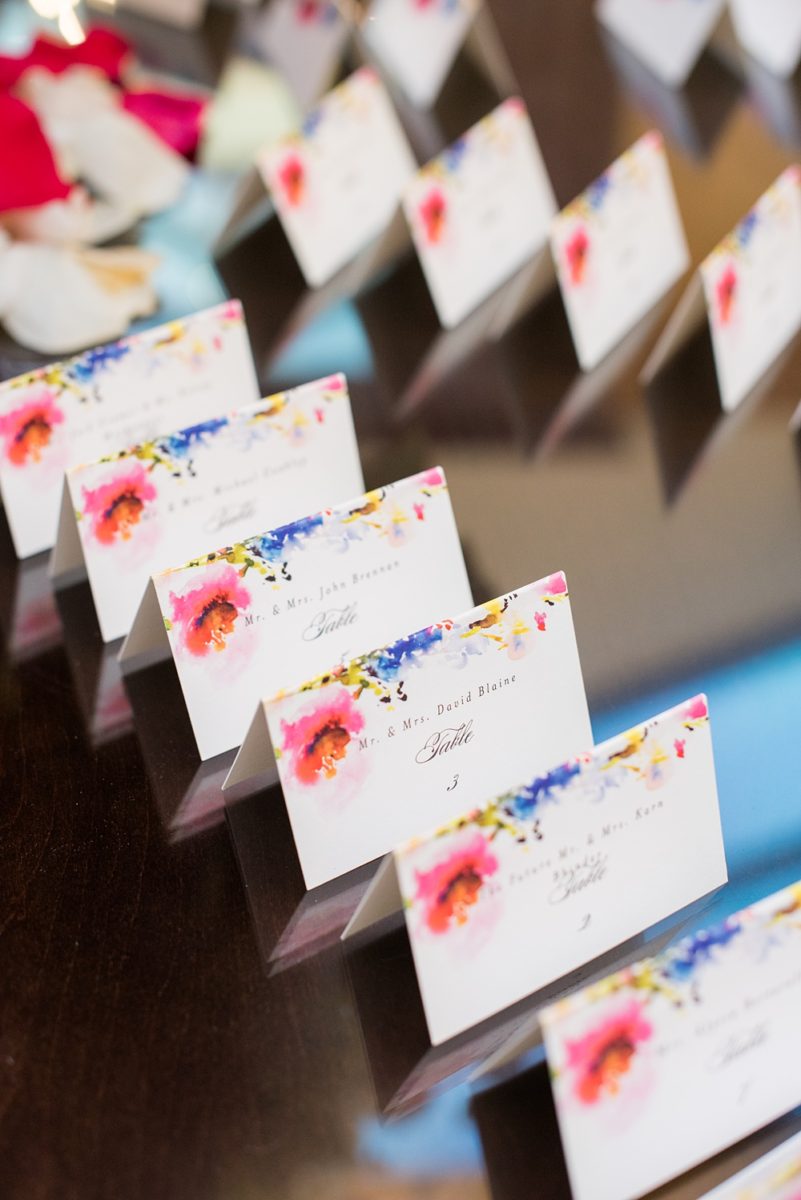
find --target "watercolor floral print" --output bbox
[73,375,346,551]
[556,132,663,296]
[168,563,252,658]
[413,830,499,934]
[81,462,158,545]
[565,226,590,286]
[169,468,448,590]
[399,695,708,944]
[703,170,801,334]
[0,389,65,466]
[714,262,738,325]
[273,576,566,804]
[279,687,365,785]
[277,152,307,207]
[0,301,244,474]
[564,999,653,1105]
[545,881,801,1126]
[419,187,448,244]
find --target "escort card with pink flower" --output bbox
[50,374,363,644]
[227,574,591,890]
[643,168,801,414]
[361,0,479,110]
[541,879,801,1200]
[550,131,688,372]
[595,0,725,88]
[0,301,259,560]
[403,98,556,330]
[258,67,416,287]
[119,468,473,761]
[345,695,726,1045]
[699,1130,801,1200]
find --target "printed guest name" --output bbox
[436,674,518,715]
[275,561,401,613]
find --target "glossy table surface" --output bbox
[3,2,801,1197]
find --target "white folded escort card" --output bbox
[729,0,801,79]
[50,374,363,644]
[541,879,801,1200]
[0,302,259,561]
[403,98,557,330]
[119,468,472,761]
[361,0,478,109]
[258,67,416,287]
[252,0,353,110]
[345,695,726,1046]
[551,131,689,372]
[643,168,801,413]
[595,0,726,88]
[229,574,592,890]
[700,1132,801,1200]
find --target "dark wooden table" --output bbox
[3,2,801,1197]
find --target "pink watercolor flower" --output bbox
[565,999,653,1105]
[565,226,590,286]
[280,688,365,785]
[674,738,686,758]
[419,186,447,244]
[542,571,568,600]
[0,389,65,466]
[314,408,325,423]
[220,299,242,323]
[169,564,251,657]
[534,611,547,631]
[421,468,444,488]
[82,462,157,545]
[277,152,306,207]
[685,696,708,722]
[716,263,737,326]
[413,503,425,521]
[415,831,499,934]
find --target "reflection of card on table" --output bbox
[361,0,478,109]
[729,0,801,79]
[700,1131,801,1200]
[404,98,556,330]
[551,131,688,372]
[259,67,416,287]
[0,301,259,560]
[121,468,473,761]
[542,880,801,1200]
[596,0,726,87]
[644,168,801,413]
[52,374,363,643]
[250,0,353,109]
[237,574,591,889]
[348,695,726,1046]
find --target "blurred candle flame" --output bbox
[27,0,86,45]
